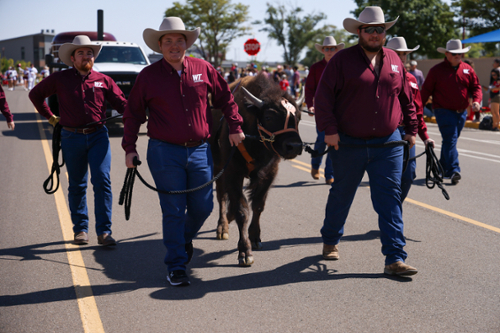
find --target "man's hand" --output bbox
[308,106,315,117]
[403,134,416,149]
[229,132,245,146]
[7,121,14,130]
[126,152,139,168]
[48,115,60,127]
[472,102,481,112]
[424,138,435,148]
[325,134,340,151]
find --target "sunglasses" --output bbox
[323,47,337,52]
[362,26,386,34]
[449,52,462,56]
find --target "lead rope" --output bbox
[119,146,236,220]
[43,123,64,194]
[303,141,449,199]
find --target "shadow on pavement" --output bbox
[0,230,413,306]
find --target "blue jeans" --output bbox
[398,127,416,202]
[60,126,112,236]
[433,108,467,177]
[321,129,407,265]
[311,128,334,179]
[147,139,214,272]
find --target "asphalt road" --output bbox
[1,89,499,333]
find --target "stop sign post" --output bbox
[244,38,260,56]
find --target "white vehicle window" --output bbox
[95,46,147,65]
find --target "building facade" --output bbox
[0,30,56,69]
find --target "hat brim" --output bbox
[143,27,200,53]
[314,43,345,53]
[386,44,419,53]
[343,17,398,35]
[437,46,470,54]
[58,43,102,67]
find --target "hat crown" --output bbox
[158,17,186,32]
[322,36,338,46]
[446,39,463,51]
[72,35,93,46]
[358,6,387,24]
[386,37,408,50]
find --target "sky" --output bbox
[0,0,452,63]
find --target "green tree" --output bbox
[452,0,500,54]
[255,4,326,65]
[301,25,355,67]
[352,0,457,59]
[165,0,251,68]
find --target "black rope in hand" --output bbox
[43,123,65,194]
[119,146,237,220]
[425,144,450,200]
[304,140,411,172]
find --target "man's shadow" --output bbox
[0,230,413,306]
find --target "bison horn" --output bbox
[242,87,264,108]
[295,86,305,106]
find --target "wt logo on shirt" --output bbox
[391,65,399,73]
[94,82,103,88]
[463,69,470,74]
[192,74,203,83]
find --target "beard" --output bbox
[359,34,386,53]
[75,60,93,72]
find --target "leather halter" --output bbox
[257,98,299,156]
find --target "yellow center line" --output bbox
[36,113,105,333]
[288,159,500,234]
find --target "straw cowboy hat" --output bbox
[314,36,345,53]
[386,37,419,53]
[343,6,398,35]
[437,39,470,54]
[58,35,102,67]
[143,17,200,53]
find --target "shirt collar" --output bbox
[72,67,92,80]
[161,57,188,74]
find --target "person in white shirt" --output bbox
[27,64,38,90]
[7,67,17,90]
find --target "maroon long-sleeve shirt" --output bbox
[420,58,482,111]
[0,85,13,123]
[314,44,417,139]
[305,58,327,109]
[122,57,243,155]
[407,72,429,142]
[29,68,127,127]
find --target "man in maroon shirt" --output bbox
[386,36,435,201]
[420,39,482,185]
[0,85,15,129]
[122,17,244,286]
[315,6,418,276]
[30,35,127,247]
[305,36,344,184]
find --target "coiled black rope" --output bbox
[119,146,237,220]
[43,123,64,194]
[425,144,450,200]
[42,115,122,195]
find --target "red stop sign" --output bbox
[244,38,261,56]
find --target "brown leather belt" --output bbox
[182,140,203,147]
[63,124,103,134]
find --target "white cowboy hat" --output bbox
[437,39,470,54]
[314,36,345,53]
[386,37,419,53]
[143,17,200,53]
[343,6,398,35]
[58,35,102,67]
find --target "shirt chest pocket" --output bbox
[387,72,401,96]
[184,78,207,107]
[85,86,105,107]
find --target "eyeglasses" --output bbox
[323,47,337,52]
[449,52,461,56]
[362,26,385,34]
